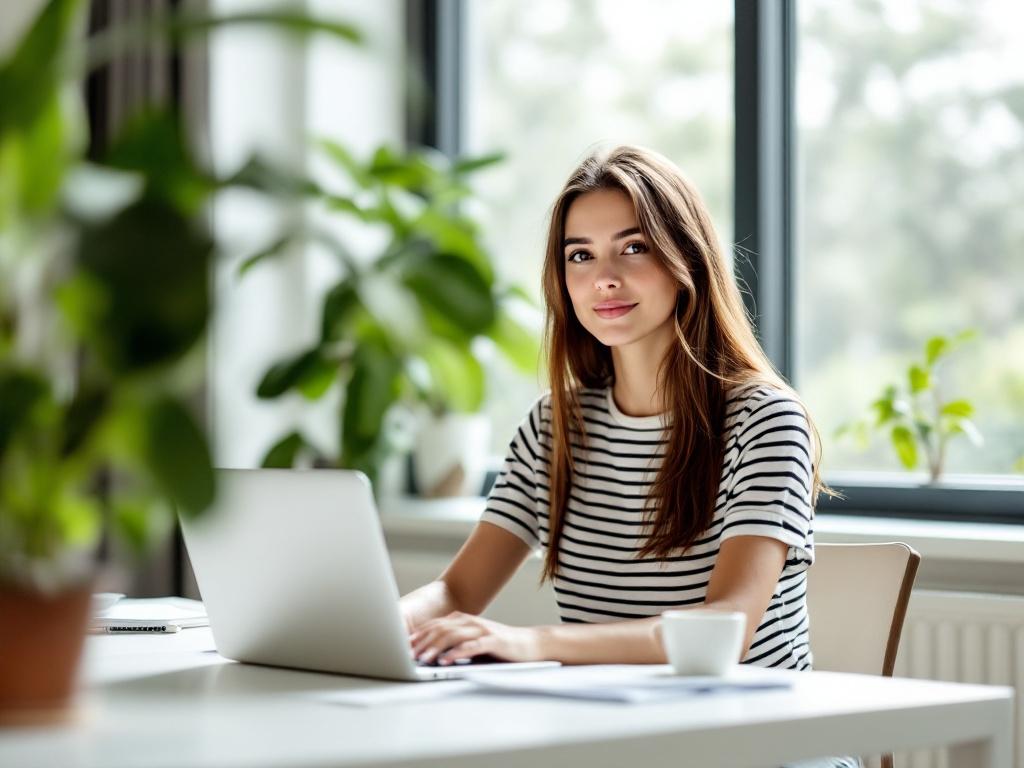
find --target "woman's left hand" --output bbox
[408,611,544,665]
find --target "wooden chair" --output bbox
[806,542,921,768]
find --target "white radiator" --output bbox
[892,590,1024,768]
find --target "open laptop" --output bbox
[178,467,560,681]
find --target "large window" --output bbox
[463,0,734,451]
[423,0,1023,508]
[795,0,1024,480]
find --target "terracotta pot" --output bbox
[0,581,93,725]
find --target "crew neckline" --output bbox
[604,387,669,429]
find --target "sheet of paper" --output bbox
[461,664,793,704]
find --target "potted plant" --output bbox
[836,330,982,483]
[248,143,541,497]
[0,0,359,721]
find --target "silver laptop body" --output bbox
[179,468,559,681]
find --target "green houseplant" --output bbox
[0,0,360,719]
[836,330,983,482]
[248,142,540,496]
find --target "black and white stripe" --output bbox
[481,384,816,671]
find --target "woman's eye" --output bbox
[567,251,590,264]
[625,241,648,254]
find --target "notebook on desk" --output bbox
[178,468,561,682]
[90,597,209,633]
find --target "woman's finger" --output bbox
[417,626,483,664]
[410,625,448,656]
[437,635,495,665]
[411,614,478,654]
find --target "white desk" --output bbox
[0,627,1013,768]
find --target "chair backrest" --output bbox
[806,542,921,676]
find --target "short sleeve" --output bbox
[721,394,815,570]
[478,394,548,551]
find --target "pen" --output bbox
[90,624,182,634]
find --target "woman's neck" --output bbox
[609,321,675,417]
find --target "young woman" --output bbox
[399,144,826,676]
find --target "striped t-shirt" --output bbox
[480,384,816,671]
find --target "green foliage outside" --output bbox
[797,0,1024,478]
[836,331,982,481]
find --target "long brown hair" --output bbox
[540,145,828,583]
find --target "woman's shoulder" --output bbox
[724,382,809,433]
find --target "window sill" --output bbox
[378,494,1024,567]
[819,471,1024,521]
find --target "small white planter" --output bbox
[413,412,491,497]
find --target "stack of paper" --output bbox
[90,597,208,633]
[462,664,792,704]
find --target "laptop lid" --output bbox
[179,468,422,681]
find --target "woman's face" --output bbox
[562,188,679,349]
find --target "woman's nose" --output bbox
[594,268,621,291]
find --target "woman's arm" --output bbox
[425,534,787,666]
[398,520,533,632]
[534,535,788,664]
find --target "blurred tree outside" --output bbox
[796,0,1024,478]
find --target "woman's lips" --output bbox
[594,303,637,319]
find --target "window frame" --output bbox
[408,0,1024,518]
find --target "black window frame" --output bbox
[406,0,1024,522]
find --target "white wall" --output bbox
[207,0,404,469]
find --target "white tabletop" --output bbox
[0,627,1013,768]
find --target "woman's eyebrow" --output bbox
[563,226,642,248]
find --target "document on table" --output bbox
[90,597,209,631]
[461,664,793,704]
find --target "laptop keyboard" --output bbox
[416,653,503,668]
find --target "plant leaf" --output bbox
[76,197,212,372]
[16,91,69,216]
[908,365,930,394]
[0,0,80,134]
[0,368,48,457]
[871,396,896,425]
[419,339,484,412]
[85,10,363,75]
[111,498,158,553]
[256,348,323,399]
[940,399,974,418]
[236,234,293,278]
[340,335,402,472]
[61,387,108,456]
[487,304,540,374]
[411,208,493,282]
[890,425,918,469]
[402,253,496,337]
[144,396,215,517]
[103,108,208,212]
[261,431,307,469]
[925,336,949,366]
[55,492,102,548]
[297,355,338,400]
[949,418,984,447]
[317,138,372,187]
[452,151,506,175]
[320,280,361,343]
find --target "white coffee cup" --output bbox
[659,609,747,676]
